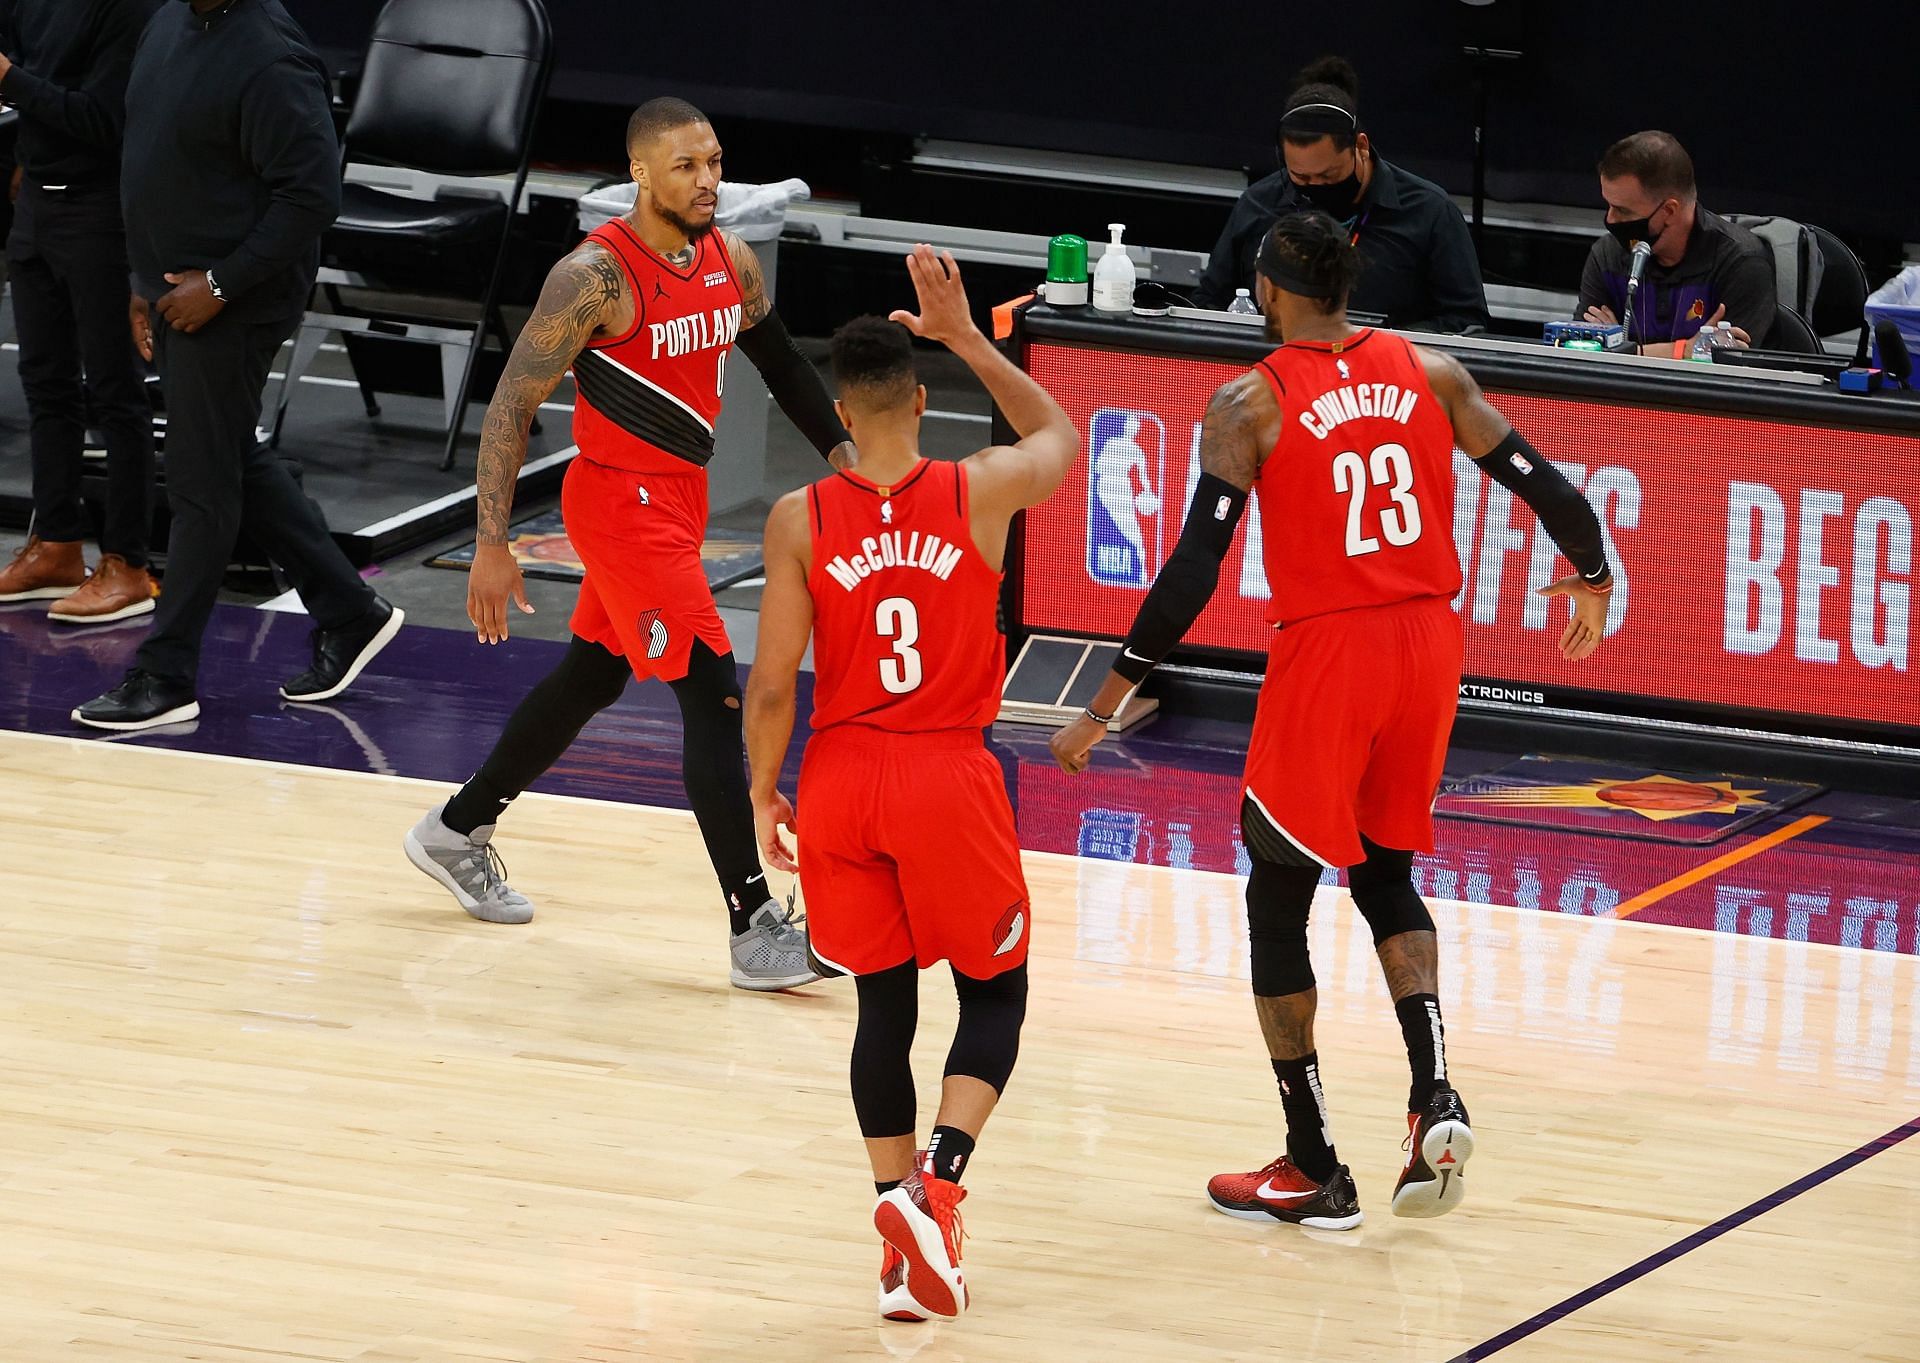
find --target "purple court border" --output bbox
[1444,1113,1920,1361]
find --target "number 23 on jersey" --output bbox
[1332,441,1423,558]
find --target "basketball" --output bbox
[1595,779,1729,813]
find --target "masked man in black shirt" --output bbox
[1577,131,1774,355]
[1196,57,1488,335]
[72,0,403,731]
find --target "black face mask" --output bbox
[1295,166,1363,222]
[1606,204,1667,250]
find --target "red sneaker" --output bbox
[878,1242,929,1322]
[873,1171,968,1320]
[1393,1085,1474,1218]
[1206,1155,1364,1230]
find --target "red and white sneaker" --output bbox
[1393,1085,1474,1218]
[874,1172,968,1320]
[878,1242,930,1322]
[1206,1155,1364,1230]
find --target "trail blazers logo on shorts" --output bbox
[992,900,1027,957]
[637,609,669,660]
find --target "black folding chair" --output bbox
[271,0,553,471]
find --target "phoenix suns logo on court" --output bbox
[1450,772,1768,823]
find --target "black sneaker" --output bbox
[280,597,404,702]
[72,669,200,731]
[1206,1155,1364,1230]
[1392,1085,1475,1218]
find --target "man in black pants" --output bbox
[404,100,854,991]
[72,0,401,731]
[0,0,159,625]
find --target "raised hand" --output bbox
[888,244,977,347]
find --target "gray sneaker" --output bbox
[404,802,535,925]
[730,897,822,991]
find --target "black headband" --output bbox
[1255,233,1339,299]
[1279,101,1360,137]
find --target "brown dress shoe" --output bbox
[0,536,86,601]
[48,554,158,625]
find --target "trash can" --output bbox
[576,178,811,513]
[1865,264,1920,372]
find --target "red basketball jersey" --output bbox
[1251,329,1463,626]
[571,219,743,476]
[806,459,1004,733]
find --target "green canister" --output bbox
[1044,233,1089,305]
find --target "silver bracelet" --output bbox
[1084,704,1116,726]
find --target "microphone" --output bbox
[1874,319,1912,388]
[1618,240,1653,349]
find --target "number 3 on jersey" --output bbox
[1332,441,1423,558]
[876,596,923,694]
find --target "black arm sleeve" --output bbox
[1114,473,1250,683]
[734,310,851,460]
[1475,429,1613,587]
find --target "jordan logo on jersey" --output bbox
[649,303,743,361]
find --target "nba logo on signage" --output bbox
[1086,408,1166,588]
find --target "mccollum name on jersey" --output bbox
[649,303,743,361]
[1297,382,1422,441]
[823,530,966,592]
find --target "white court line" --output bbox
[925,409,989,423]
[350,444,578,536]
[265,369,574,414]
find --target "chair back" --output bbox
[345,0,553,177]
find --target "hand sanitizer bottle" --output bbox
[1092,222,1136,313]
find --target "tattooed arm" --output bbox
[722,229,855,470]
[468,242,628,644]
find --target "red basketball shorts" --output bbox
[1242,595,1464,868]
[797,725,1031,979]
[561,456,730,682]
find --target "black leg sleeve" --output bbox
[852,960,920,1138]
[668,640,770,917]
[944,962,1029,1093]
[442,636,630,834]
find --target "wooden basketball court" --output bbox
[2,731,1914,1362]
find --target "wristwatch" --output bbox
[205,271,226,302]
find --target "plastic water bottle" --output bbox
[1689,324,1722,363]
[1092,223,1136,313]
[1227,288,1259,316]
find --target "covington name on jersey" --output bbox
[824,531,965,592]
[1297,382,1420,441]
